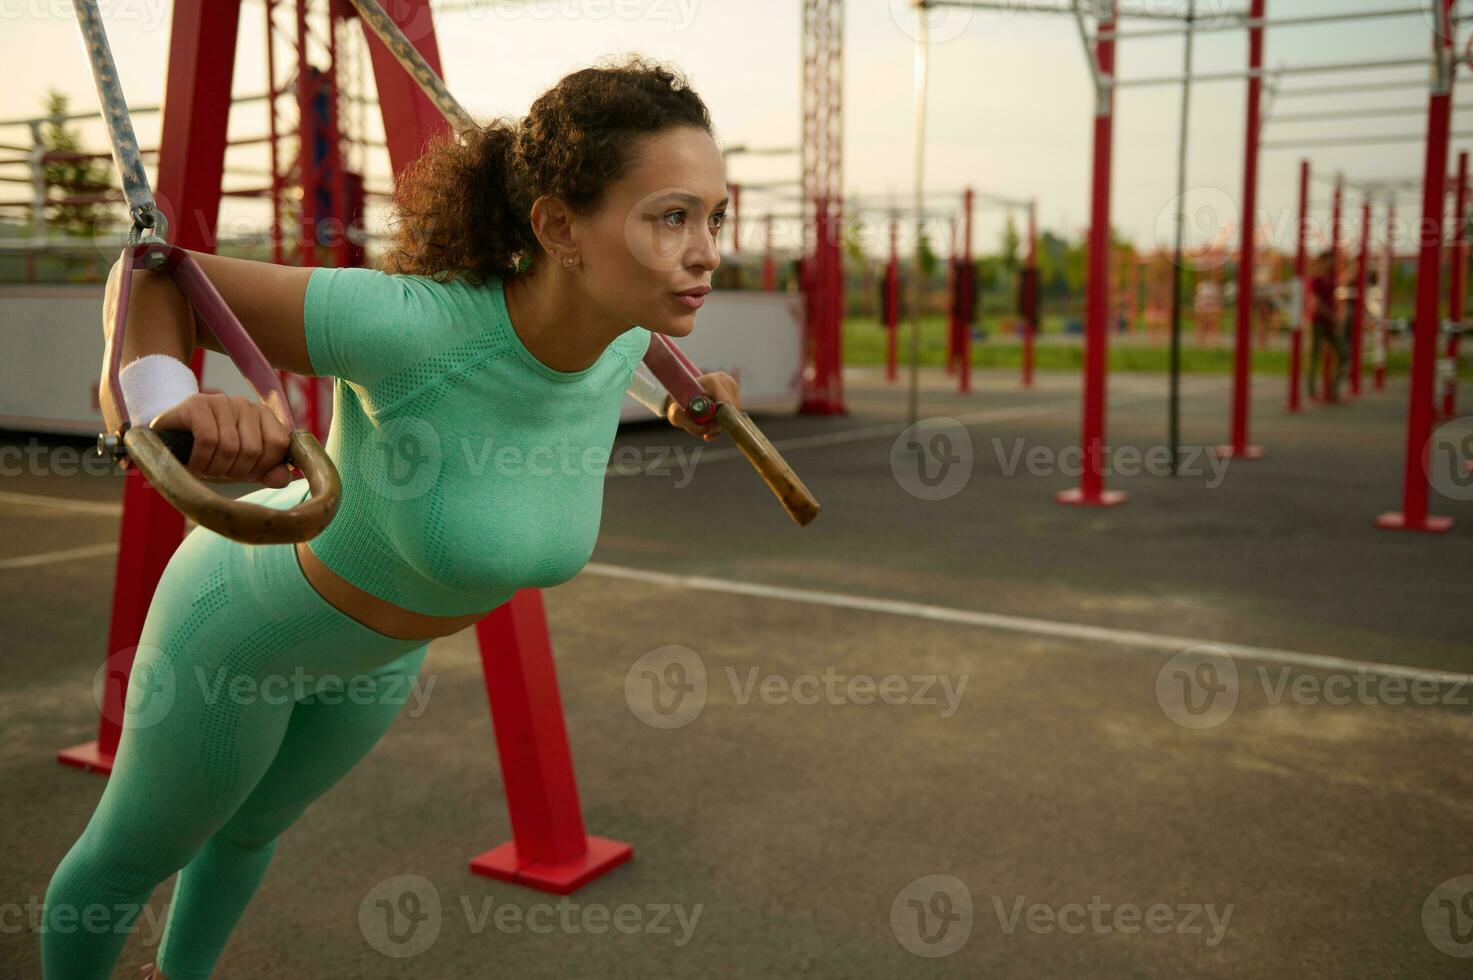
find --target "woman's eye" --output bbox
[663,211,686,228]
[711,211,727,229]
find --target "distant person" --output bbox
[1307,250,1341,401]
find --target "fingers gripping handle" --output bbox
[642,334,822,527]
[124,428,341,544]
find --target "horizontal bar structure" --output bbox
[1270,78,1430,98]
[921,0,1244,19]
[1264,132,1473,149]
[1269,105,1473,124]
[1116,57,1429,88]
[1099,5,1429,40]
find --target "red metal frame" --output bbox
[1377,0,1456,533]
[1352,196,1371,397]
[1288,159,1309,413]
[1057,0,1125,507]
[1024,199,1038,389]
[1218,0,1267,459]
[1442,151,1468,418]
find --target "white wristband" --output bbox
[118,353,199,426]
[626,360,672,419]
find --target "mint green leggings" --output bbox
[42,481,431,979]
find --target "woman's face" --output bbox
[578,125,728,338]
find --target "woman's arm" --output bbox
[99,249,316,432]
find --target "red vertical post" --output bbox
[1024,198,1038,388]
[730,182,742,254]
[944,214,958,375]
[959,186,974,394]
[1377,0,1456,533]
[1219,0,1267,458]
[1351,197,1371,397]
[1288,159,1309,413]
[469,593,632,893]
[1058,1,1125,506]
[58,0,240,774]
[886,214,899,381]
[1441,150,1467,417]
[1377,199,1396,391]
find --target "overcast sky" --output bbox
[1,0,1461,261]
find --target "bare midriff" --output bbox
[293,539,489,640]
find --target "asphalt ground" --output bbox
[3,365,1472,978]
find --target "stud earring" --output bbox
[562,255,577,269]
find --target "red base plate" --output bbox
[470,835,633,896]
[58,740,114,774]
[1212,444,1266,460]
[1374,512,1454,534]
[1054,488,1128,507]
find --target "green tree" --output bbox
[41,89,115,238]
[1000,213,1020,276]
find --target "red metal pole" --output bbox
[1377,199,1396,391]
[58,0,239,774]
[731,182,742,254]
[1220,0,1267,458]
[1351,197,1371,397]
[1289,159,1309,413]
[1024,198,1038,388]
[1377,0,1455,533]
[1058,0,1124,506]
[960,186,973,394]
[1441,150,1467,417]
[886,214,899,381]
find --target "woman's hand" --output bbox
[666,371,740,442]
[150,392,294,487]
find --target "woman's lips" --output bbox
[672,293,705,309]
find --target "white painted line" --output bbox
[623,376,1235,467]
[0,490,122,516]
[583,561,1473,687]
[0,542,119,571]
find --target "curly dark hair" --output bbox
[380,54,716,286]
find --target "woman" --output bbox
[42,55,738,979]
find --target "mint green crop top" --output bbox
[298,265,652,617]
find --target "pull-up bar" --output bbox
[921,0,1242,20]
[1116,57,1430,88]
[1265,132,1473,148]
[1098,5,1431,40]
